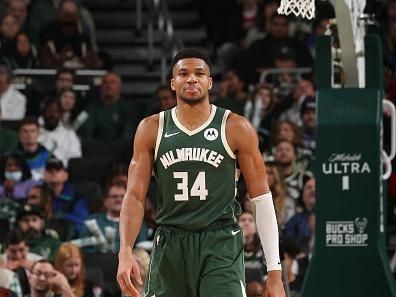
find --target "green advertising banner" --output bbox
[302,89,396,297]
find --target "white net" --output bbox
[277,0,316,20]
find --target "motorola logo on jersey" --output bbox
[204,128,218,141]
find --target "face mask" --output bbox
[5,171,23,182]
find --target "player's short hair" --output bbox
[169,48,211,74]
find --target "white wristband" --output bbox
[251,192,282,271]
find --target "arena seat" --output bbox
[74,181,103,213]
[68,157,113,185]
[81,139,131,162]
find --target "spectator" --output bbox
[16,204,61,261]
[278,78,315,127]
[62,0,98,52]
[151,84,176,113]
[284,177,316,254]
[2,32,39,69]
[16,117,51,181]
[0,14,20,56]
[238,211,266,284]
[77,182,147,253]
[271,47,299,98]
[54,68,75,94]
[239,13,313,85]
[244,83,276,131]
[273,139,311,204]
[1,229,42,295]
[244,0,279,47]
[300,96,316,152]
[29,259,74,297]
[1,229,42,271]
[43,157,88,232]
[0,66,26,120]
[39,0,100,69]
[25,67,75,118]
[7,0,27,31]
[0,152,39,200]
[57,87,81,130]
[215,68,248,115]
[79,72,139,141]
[38,99,82,166]
[265,162,291,227]
[271,120,301,147]
[0,259,23,297]
[27,184,77,241]
[54,243,95,297]
[269,120,312,171]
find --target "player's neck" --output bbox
[175,101,212,131]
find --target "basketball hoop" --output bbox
[277,0,315,20]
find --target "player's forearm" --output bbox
[251,192,282,271]
[119,193,145,252]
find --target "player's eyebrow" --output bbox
[176,66,206,72]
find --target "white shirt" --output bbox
[39,122,82,166]
[0,85,26,120]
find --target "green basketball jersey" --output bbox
[154,105,241,230]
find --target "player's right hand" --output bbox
[117,248,142,297]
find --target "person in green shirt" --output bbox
[16,204,61,262]
[78,72,139,141]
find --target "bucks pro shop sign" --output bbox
[325,217,368,247]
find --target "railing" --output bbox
[11,69,107,92]
[258,67,313,97]
[259,67,312,83]
[146,0,183,83]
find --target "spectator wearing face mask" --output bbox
[0,152,40,201]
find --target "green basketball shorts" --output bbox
[144,220,246,297]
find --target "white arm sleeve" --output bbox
[251,192,282,271]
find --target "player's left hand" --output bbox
[263,270,285,297]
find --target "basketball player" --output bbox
[117,49,285,297]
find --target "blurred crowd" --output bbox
[0,0,395,297]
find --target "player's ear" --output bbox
[170,78,176,91]
[208,77,213,90]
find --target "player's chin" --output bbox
[180,95,205,104]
